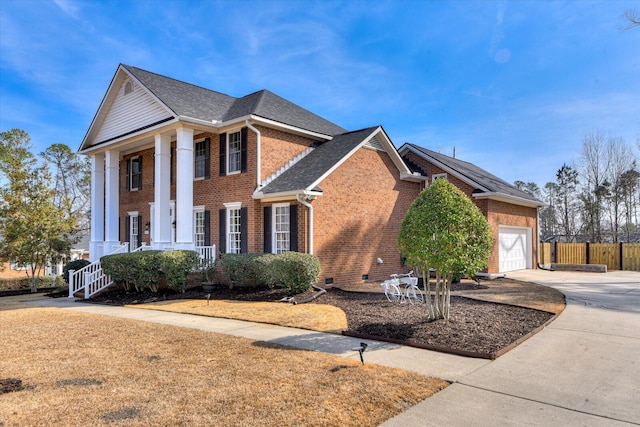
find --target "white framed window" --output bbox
[227,130,242,174]
[225,202,242,254]
[130,156,142,190]
[194,207,206,247]
[194,139,208,179]
[432,173,447,183]
[273,204,290,254]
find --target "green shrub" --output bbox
[102,252,144,291]
[135,251,162,292]
[217,252,320,292]
[63,259,91,284]
[253,253,278,288]
[102,250,199,293]
[217,253,263,288]
[159,250,200,293]
[271,252,320,293]
[0,275,64,291]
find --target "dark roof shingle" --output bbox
[260,127,380,194]
[123,65,346,136]
[405,144,542,203]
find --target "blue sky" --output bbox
[1,0,639,186]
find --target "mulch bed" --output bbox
[86,282,555,358]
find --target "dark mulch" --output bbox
[87,283,554,357]
[315,289,553,355]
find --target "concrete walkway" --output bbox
[382,270,640,426]
[26,270,640,425]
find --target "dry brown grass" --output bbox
[130,299,348,332]
[0,306,447,426]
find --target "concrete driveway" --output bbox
[382,270,640,426]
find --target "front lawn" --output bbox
[0,303,447,426]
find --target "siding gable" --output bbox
[93,79,173,145]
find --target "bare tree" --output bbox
[540,182,559,241]
[555,164,580,242]
[620,8,640,31]
[579,131,612,242]
[605,138,635,242]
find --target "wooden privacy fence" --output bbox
[542,242,640,271]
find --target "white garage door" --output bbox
[498,226,531,272]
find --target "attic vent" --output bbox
[365,135,385,151]
[124,81,133,95]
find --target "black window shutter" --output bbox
[125,159,131,192]
[219,133,227,176]
[119,216,121,241]
[219,209,226,254]
[240,127,248,173]
[152,154,155,187]
[204,137,211,179]
[170,147,175,184]
[204,210,211,246]
[137,216,143,248]
[125,216,130,244]
[138,157,143,190]
[264,206,272,253]
[290,204,298,252]
[240,207,248,253]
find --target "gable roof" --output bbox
[256,126,421,200]
[81,64,348,152]
[400,143,544,207]
[123,65,346,136]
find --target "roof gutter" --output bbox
[253,188,323,202]
[245,119,262,189]
[472,192,545,208]
[296,194,314,255]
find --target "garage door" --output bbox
[498,226,531,272]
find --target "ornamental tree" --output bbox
[0,129,76,291]
[398,178,492,320]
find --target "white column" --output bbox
[154,134,172,248]
[104,150,120,254]
[175,126,194,249]
[89,154,105,262]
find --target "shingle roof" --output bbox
[260,127,380,194]
[123,65,346,136]
[404,144,542,204]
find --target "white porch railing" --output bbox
[68,244,216,299]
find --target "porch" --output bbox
[69,243,216,299]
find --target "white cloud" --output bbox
[52,0,79,19]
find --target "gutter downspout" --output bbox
[296,194,313,255]
[245,119,261,189]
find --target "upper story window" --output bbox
[219,128,247,176]
[228,131,242,174]
[194,138,210,179]
[125,156,143,191]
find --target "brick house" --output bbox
[400,144,544,275]
[79,64,425,287]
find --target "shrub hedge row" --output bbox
[0,275,65,291]
[101,250,199,293]
[217,252,321,293]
